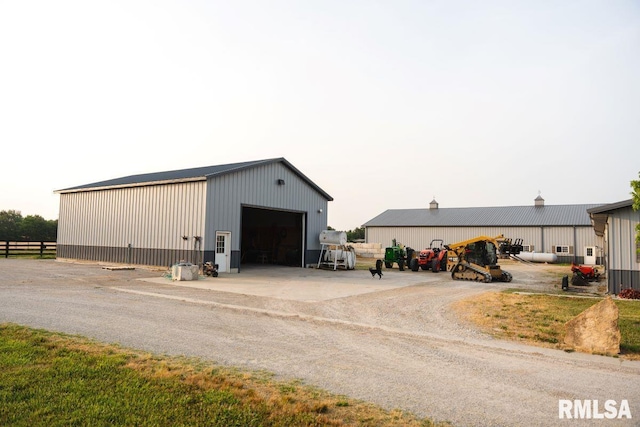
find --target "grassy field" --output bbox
[0,324,445,427]
[453,292,640,358]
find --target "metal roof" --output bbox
[587,199,634,237]
[56,157,333,201]
[363,204,602,227]
[587,199,633,214]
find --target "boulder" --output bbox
[564,297,620,356]
[171,263,199,281]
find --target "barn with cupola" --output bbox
[363,196,604,265]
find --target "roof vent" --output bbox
[535,194,545,207]
[429,198,439,210]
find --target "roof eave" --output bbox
[55,176,207,194]
[55,157,334,201]
[587,199,633,214]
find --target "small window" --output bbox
[554,245,572,255]
[522,244,534,252]
[586,247,594,257]
[216,235,225,254]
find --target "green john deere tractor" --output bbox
[383,239,414,271]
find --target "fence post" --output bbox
[40,242,46,258]
[4,241,8,258]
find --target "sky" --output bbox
[1,0,639,231]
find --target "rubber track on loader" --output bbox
[451,264,492,283]
[501,271,513,282]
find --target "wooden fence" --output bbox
[2,241,57,258]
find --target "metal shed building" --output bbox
[363,197,604,264]
[55,158,332,272]
[588,199,640,294]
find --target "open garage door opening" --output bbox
[241,206,304,267]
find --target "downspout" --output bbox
[573,225,577,264]
[193,236,202,270]
[301,213,306,268]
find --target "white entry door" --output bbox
[215,232,231,273]
[584,246,596,265]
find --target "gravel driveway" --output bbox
[0,259,638,426]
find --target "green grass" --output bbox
[1,253,56,259]
[2,255,56,260]
[0,324,445,427]
[454,293,640,358]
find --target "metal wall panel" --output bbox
[366,226,515,251]
[593,205,640,294]
[56,244,201,268]
[58,181,206,260]
[542,227,574,255]
[365,225,602,259]
[608,270,640,294]
[607,207,640,271]
[205,162,328,256]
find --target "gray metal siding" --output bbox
[57,181,207,265]
[606,206,640,271]
[603,205,640,294]
[205,162,328,260]
[366,226,524,251]
[608,270,640,294]
[365,225,602,260]
[56,244,201,268]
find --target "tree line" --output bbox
[0,210,58,241]
[326,226,365,242]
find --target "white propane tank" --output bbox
[325,247,356,269]
[319,230,347,246]
[517,252,558,263]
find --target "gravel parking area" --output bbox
[1,259,638,426]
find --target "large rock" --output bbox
[564,297,620,355]
[171,264,199,281]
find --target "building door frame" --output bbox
[215,231,231,273]
[584,246,596,265]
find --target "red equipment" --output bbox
[410,239,448,272]
[570,263,600,286]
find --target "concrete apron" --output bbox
[139,265,434,302]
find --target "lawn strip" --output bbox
[0,323,446,427]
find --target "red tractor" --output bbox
[570,263,601,286]
[410,239,448,272]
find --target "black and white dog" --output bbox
[369,259,383,279]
